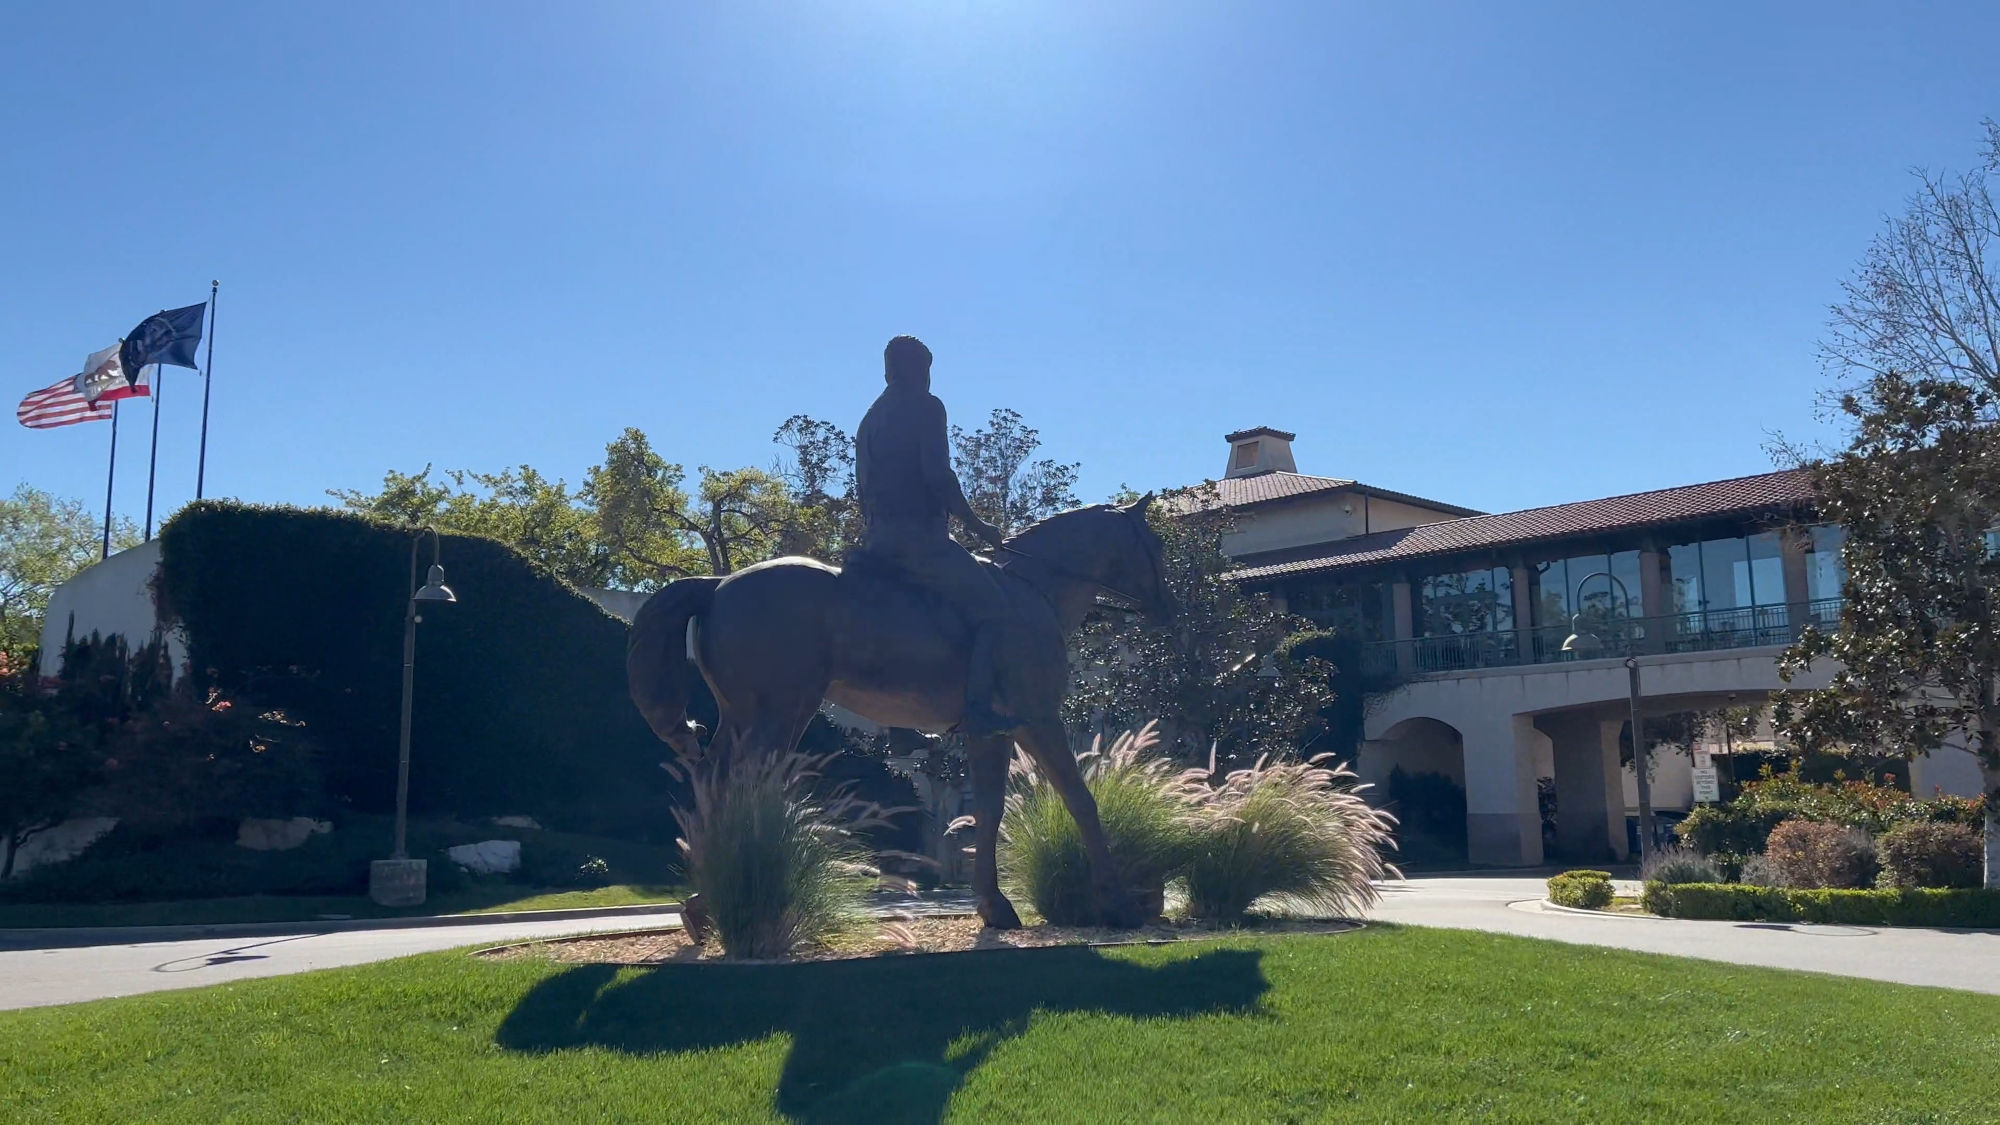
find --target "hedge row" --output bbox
[157,503,674,837]
[1644,882,2000,928]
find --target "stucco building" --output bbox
[1200,427,1987,864]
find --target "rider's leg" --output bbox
[961,621,1013,738]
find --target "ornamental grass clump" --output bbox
[1179,749,1398,923]
[670,749,902,959]
[1640,845,1723,887]
[997,722,1197,926]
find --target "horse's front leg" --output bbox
[966,733,1022,929]
[1017,720,1144,929]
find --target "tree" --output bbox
[330,465,611,587]
[950,408,1081,538]
[772,414,859,560]
[1064,484,1336,767]
[1774,121,2000,887]
[588,429,795,579]
[0,485,138,665]
[0,671,106,878]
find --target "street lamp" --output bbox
[1560,570,1659,862]
[369,526,457,907]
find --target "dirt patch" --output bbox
[477,913,1361,966]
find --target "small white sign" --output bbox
[1691,766,1721,804]
[1692,748,1713,771]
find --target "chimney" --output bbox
[1223,427,1298,478]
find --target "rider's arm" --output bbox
[920,395,1004,546]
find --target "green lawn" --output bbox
[4,926,1997,1123]
[0,884,682,930]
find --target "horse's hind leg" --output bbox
[966,733,1022,929]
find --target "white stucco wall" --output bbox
[36,539,183,678]
[579,586,649,624]
[1362,496,1457,533]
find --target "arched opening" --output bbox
[1363,717,1468,868]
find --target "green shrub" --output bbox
[1673,765,1978,870]
[1547,869,1613,910]
[1765,820,1877,889]
[155,503,673,837]
[1179,752,1397,923]
[1877,822,1984,890]
[997,723,1196,927]
[670,750,887,959]
[1640,845,1722,886]
[517,841,615,889]
[1645,882,2000,928]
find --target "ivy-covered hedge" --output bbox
[1644,882,2000,928]
[157,503,672,837]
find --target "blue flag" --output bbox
[119,302,207,377]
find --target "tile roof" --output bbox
[1229,468,1818,582]
[1211,471,1356,506]
[1180,471,1483,516]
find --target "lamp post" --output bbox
[1560,571,1658,862]
[369,526,457,907]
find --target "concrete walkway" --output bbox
[3,877,1996,1011]
[1367,876,2000,995]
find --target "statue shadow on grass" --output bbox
[494,944,1268,1125]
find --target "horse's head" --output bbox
[1008,493,1177,626]
[1114,492,1177,626]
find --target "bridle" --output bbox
[991,508,1164,614]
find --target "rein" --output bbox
[990,542,1147,612]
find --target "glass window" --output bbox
[1700,536,1749,612]
[1807,525,1846,602]
[1531,550,1641,626]
[1667,541,1702,614]
[1416,566,1513,636]
[1289,580,1392,641]
[1747,532,1785,607]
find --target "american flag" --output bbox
[16,344,151,430]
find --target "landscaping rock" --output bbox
[447,839,522,875]
[236,817,333,852]
[490,815,542,830]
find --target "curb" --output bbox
[1527,898,1663,920]
[471,916,1366,964]
[0,901,683,950]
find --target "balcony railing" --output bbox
[1358,598,1843,677]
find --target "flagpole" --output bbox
[102,401,121,560]
[196,280,217,500]
[144,371,162,540]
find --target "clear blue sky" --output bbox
[4,2,1997,528]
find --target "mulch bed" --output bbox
[477,913,1361,966]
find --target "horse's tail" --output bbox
[627,576,723,760]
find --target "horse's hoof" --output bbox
[980,901,1024,930]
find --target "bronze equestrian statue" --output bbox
[627,336,1175,929]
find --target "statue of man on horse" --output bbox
[627,336,1177,929]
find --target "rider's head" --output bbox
[884,335,933,391]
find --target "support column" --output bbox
[1463,714,1545,866]
[1535,713,1629,863]
[1391,578,1415,675]
[1510,563,1534,662]
[1637,544,1665,654]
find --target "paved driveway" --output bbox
[1368,876,2000,995]
[3,878,1996,1011]
[0,910,683,1011]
